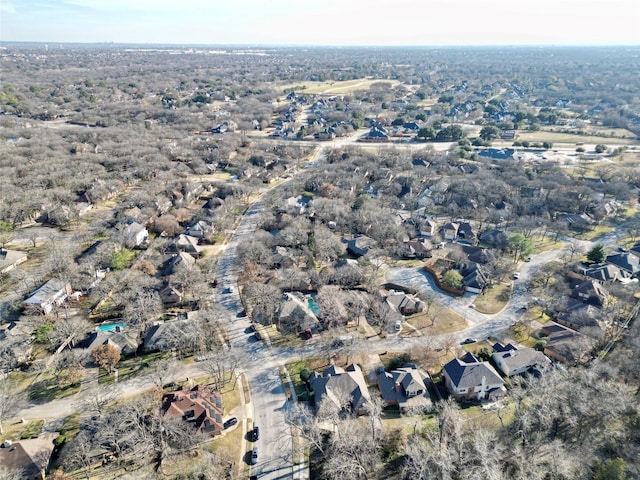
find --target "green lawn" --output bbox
[20,419,44,439]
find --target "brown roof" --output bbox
[161,385,224,436]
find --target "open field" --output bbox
[279,78,396,95]
[516,130,637,145]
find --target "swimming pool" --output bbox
[96,322,125,332]
[307,297,320,315]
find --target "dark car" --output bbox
[460,338,478,345]
[237,309,248,318]
[250,476,259,480]
[251,426,259,441]
[254,331,262,341]
[223,417,238,429]
[249,323,257,332]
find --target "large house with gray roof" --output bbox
[376,365,433,411]
[309,364,371,415]
[491,343,550,377]
[442,352,505,402]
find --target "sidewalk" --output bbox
[281,365,309,480]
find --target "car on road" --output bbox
[394,320,402,332]
[469,303,476,309]
[227,286,235,293]
[525,256,532,262]
[251,447,258,465]
[237,309,248,317]
[251,426,259,441]
[461,338,478,345]
[618,247,629,252]
[223,417,238,429]
[250,476,258,480]
[254,331,262,341]
[512,272,520,279]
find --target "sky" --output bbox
[1,0,639,46]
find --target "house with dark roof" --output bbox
[606,252,640,278]
[491,343,549,377]
[161,385,224,437]
[376,365,433,412]
[570,279,609,306]
[24,278,72,314]
[309,364,371,415]
[442,352,505,402]
[460,264,488,294]
[0,248,28,274]
[457,222,476,243]
[143,319,191,352]
[174,234,202,256]
[575,263,623,284]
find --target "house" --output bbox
[501,129,516,140]
[460,263,488,294]
[491,343,549,377]
[386,291,424,315]
[441,222,460,241]
[376,365,433,412]
[570,279,609,306]
[401,239,432,259]
[606,252,640,278]
[556,301,604,332]
[557,213,594,232]
[185,220,210,239]
[345,234,378,257]
[541,322,590,364]
[274,292,319,333]
[575,263,623,284]
[457,222,476,243]
[442,352,505,402]
[24,278,72,314]
[174,234,202,256]
[85,330,139,356]
[0,433,57,480]
[309,364,371,415]
[161,385,224,436]
[414,218,437,237]
[0,248,28,274]
[123,222,148,248]
[143,319,191,352]
[159,284,184,305]
[164,252,196,275]
[479,229,508,249]
[361,126,389,142]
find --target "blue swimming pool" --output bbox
[96,322,125,332]
[307,297,320,315]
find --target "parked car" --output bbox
[525,256,532,262]
[251,447,259,465]
[394,320,402,332]
[254,331,262,341]
[223,417,238,429]
[512,272,520,279]
[227,286,235,293]
[251,426,260,441]
[461,338,478,345]
[302,328,313,340]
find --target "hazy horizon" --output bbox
[2,0,639,47]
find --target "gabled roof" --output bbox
[443,354,503,390]
[571,279,608,303]
[311,363,371,413]
[0,433,56,479]
[162,385,223,436]
[492,347,549,376]
[0,248,28,272]
[24,278,69,306]
[606,253,639,275]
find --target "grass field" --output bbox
[516,130,636,145]
[473,284,511,314]
[406,306,467,335]
[279,78,396,95]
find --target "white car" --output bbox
[394,321,402,332]
[512,272,520,279]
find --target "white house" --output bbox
[124,222,148,248]
[24,278,72,314]
[491,343,550,377]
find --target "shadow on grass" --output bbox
[28,378,80,402]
